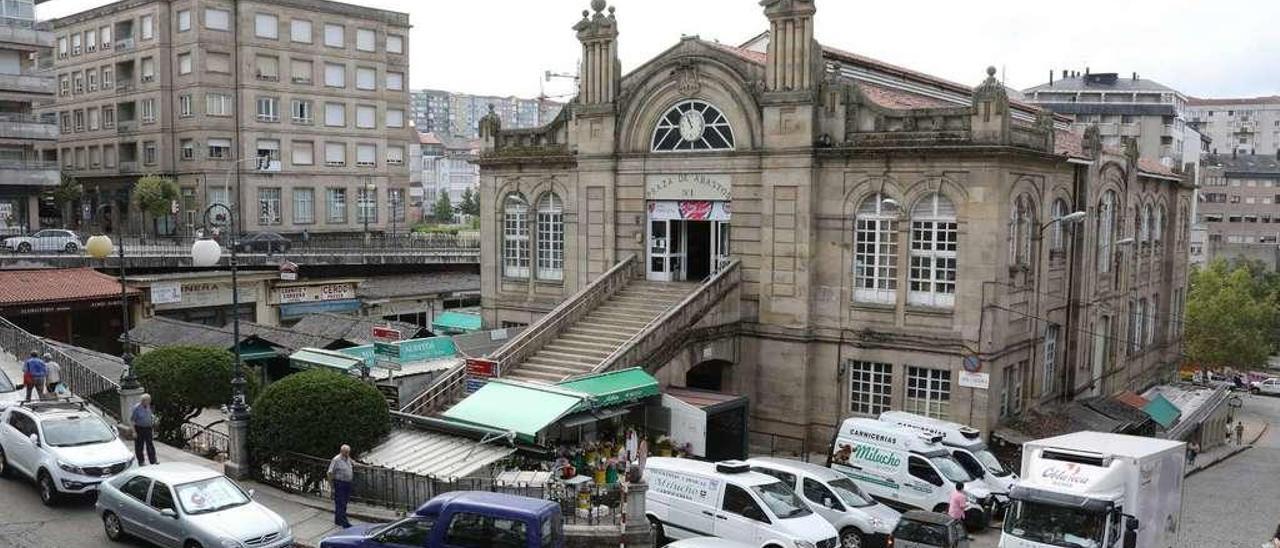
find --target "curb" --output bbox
[1185,421,1269,478]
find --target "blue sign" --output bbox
[465,378,489,394]
[279,299,362,319]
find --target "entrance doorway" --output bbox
[686,359,731,391]
[647,202,730,282]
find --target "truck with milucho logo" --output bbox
[999,432,1185,548]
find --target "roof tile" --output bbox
[0,268,138,307]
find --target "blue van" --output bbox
[319,491,563,548]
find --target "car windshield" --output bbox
[0,370,14,392]
[176,476,251,515]
[827,477,875,508]
[751,481,812,519]
[1003,500,1106,548]
[42,416,116,447]
[973,448,1011,477]
[929,455,973,483]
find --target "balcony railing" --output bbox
[116,120,137,133]
[0,113,57,141]
[118,160,138,172]
[115,37,134,51]
[115,81,132,94]
[0,161,59,187]
[0,73,55,95]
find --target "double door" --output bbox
[647,219,729,282]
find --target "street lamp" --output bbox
[86,230,140,391]
[1030,210,1087,400]
[191,202,251,479]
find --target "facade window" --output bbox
[904,366,951,419]
[59,75,68,96]
[141,14,154,40]
[503,193,530,278]
[87,108,99,130]
[356,143,376,167]
[102,67,113,89]
[254,13,278,39]
[178,52,192,75]
[536,193,564,280]
[206,52,231,73]
[1148,296,1158,346]
[324,23,344,48]
[207,138,231,159]
[70,31,81,54]
[324,102,345,127]
[390,189,405,222]
[357,188,377,223]
[386,146,404,166]
[1140,205,1152,245]
[180,139,194,160]
[89,146,101,167]
[178,95,192,117]
[848,361,892,416]
[206,93,232,116]
[73,72,83,94]
[100,25,111,47]
[356,28,376,51]
[387,71,404,91]
[1009,194,1034,266]
[356,105,376,129]
[291,19,312,43]
[386,108,404,128]
[141,98,156,123]
[87,69,97,91]
[1097,190,1116,273]
[324,142,345,166]
[255,55,279,81]
[290,59,312,84]
[86,29,97,52]
[853,193,898,304]
[258,188,282,225]
[205,8,230,31]
[291,99,313,124]
[909,193,958,308]
[1000,361,1027,417]
[1130,299,1145,354]
[256,97,279,122]
[102,106,114,128]
[293,188,314,224]
[58,36,67,58]
[1043,324,1059,396]
[1050,199,1069,252]
[387,34,403,54]
[324,63,345,88]
[356,67,376,90]
[291,140,313,165]
[143,141,157,165]
[177,9,191,32]
[651,100,735,152]
[73,110,83,131]
[140,57,155,82]
[327,188,347,223]
[256,139,280,170]
[1153,205,1165,245]
[59,112,70,132]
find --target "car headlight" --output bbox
[868,516,885,529]
[58,461,86,475]
[218,538,244,548]
[794,541,816,548]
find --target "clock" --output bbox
[678,109,706,142]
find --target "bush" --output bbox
[131,346,250,445]
[250,369,390,461]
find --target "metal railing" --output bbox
[750,430,812,462]
[177,421,230,460]
[589,260,741,376]
[0,316,121,419]
[256,451,624,524]
[3,231,480,256]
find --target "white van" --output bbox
[644,457,840,548]
[827,418,992,528]
[878,411,1017,508]
[746,457,901,548]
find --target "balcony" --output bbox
[115,37,134,51]
[0,161,59,187]
[116,120,137,133]
[0,114,57,141]
[118,160,138,172]
[0,24,53,50]
[0,73,54,95]
[1118,122,1142,137]
[115,82,133,95]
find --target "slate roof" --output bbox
[0,268,139,308]
[1024,74,1178,94]
[46,340,126,384]
[128,316,331,352]
[356,272,480,301]
[857,82,955,110]
[288,312,423,345]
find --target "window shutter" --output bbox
[292,142,313,165]
[356,105,375,128]
[386,109,403,128]
[324,103,344,126]
[356,67,375,90]
[291,20,312,43]
[357,144,376,164]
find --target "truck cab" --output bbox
[319,491,562,548]
[878,412,1018,511]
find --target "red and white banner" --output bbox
[647,200,730,221]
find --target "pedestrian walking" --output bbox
[948,482,967,522]
[327,444,354,528]
[1236,421,1245,445]
[1186,441,1199,466]
[21,351,46,401]
[43,353,62,395]
[130,394,158,465]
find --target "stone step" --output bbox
[505,368,570,384]
[607,294,682,307]
[544,338,621,353]
[531,349,603,365]
[542,342,615,358]
[580,315,650,330]
[558,330,632,346]
[517,361,592,380]
[524,354,600,372]
[590,309,662,323]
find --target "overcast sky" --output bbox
[37,0,1279,100]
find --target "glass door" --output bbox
[713,221,731,273]
[647,219,686,281]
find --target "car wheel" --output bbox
[647,516,665,545]
[17,242,30,253]
[964,507,988,533]
[840,527,866,548]
[1252,388,1261,395]
[103,511,126,541]
[185,542,204,548]
[0,446,9,478]
[38,470,59,506]
[64,242,79,253]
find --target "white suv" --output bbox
[0,399,135,505]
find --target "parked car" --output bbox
[237,231,290,253]
[1251,377,1280,396]
[0,398,134,505]
[97,462,293,548]
[747,457,901,548]
[3,229,84,253]
[666,538,756,548]
[889,511,969,548]
[320,491,562,548]
[0,369,21,410]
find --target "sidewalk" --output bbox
[1185,413,1269,476]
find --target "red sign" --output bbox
[466,358,497,378]
[372,326,402,342]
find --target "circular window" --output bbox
[651,100,735,152]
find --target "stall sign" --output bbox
[372,326,401,343]
[374,341,400,358]
[273,283,356,304]
[397,337,457,362]
[155,281,259,309]
[151,282,182,305]
[647,468,720,507]
[466,358,497,378]
[645,173,732,201]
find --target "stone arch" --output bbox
[686,359,733,391]
[902,176,971,212]
[619,55,762,154]
[843,175,907,217]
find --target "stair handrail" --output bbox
[587,259,741,376]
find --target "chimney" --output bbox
[1132,72,1137,81]
[1049,70,1054,86]
[1085,67,1090,77]
[1062,69,1068,80]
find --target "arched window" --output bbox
[1050,199,1070,252]
[1178,204,1188,247]
[1008,195,1030,266]
[1154,205,1165,245]
[1131,298,1146,353]
[502,193,530,278]
[1148,294,1159,345]
[651,100,735,152]
[536,193,564,281]
[909,193,958,308]
[1140,204,1152,245]
[1097,191,1116,273]
[853,193,899,304]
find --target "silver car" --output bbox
[96,462,292,548]
[3,229,83,253]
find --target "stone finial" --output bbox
[591,0,606,13]
[1123,136,1140,163]
[478,104,501,142]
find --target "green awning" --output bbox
[557,368,660,411]
[442,381,585,444]
[432,311,482,333]
[1143,394,1182,429]
[288,348,364,372]
[238,340,280,361]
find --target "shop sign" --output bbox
[151,282,182,305]
[374,341,400,358]
[958,371,990,390]
[465,377,488,394]
[466,358,497,378]
[372,326,401,342]
[397,337,457,362]
[273,283,356,304]
[645,173,732,201]
[154,281,259,310]
[647,200,730,221]
[647,468,721,507]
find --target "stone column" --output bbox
[224,416,250,479]
[622,482,652,547]
[118,383,145,439]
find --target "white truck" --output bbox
[999,432,1185,548]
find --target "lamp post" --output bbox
[191,203,251,479]
[85,222,140,390]
[1030,210,1086,400]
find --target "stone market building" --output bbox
[469,0,1193,448]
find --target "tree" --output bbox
[49,173,83,229]
[131,346,253,445]
[459,187,480,217]
[133,174,179,235]
[1185,260,1278,372]
[432,192,454,224]
[249,369,390,461]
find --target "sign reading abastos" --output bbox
[645,173,731,201]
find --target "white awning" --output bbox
[360,427,515,480]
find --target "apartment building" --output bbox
[411,88,561,139]
[418,131,477,207]
[1187,96,1280,157]
[1196,152,1280,266]
[1025,70,1195,169]
[46,0,412,235]
[0,0,56,233]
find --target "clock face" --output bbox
[678,110,706,142]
